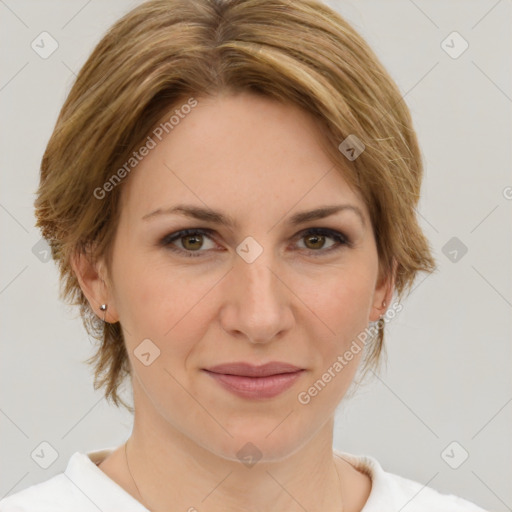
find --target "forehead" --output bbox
[119,92,367,226]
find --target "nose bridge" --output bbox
[237,239,282,310]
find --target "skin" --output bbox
[73,91,395,512]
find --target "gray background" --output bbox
[0,0,510,510]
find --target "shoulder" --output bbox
[0,473,84,512]
[334,450,488,512]
[0,448,121,512]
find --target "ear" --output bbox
[70,248,120,324]
[369,258,397,323]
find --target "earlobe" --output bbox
[70,249,119,323]
[369,258,397,322]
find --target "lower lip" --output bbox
[203,370,304,399]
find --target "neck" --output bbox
[124,395,345,511]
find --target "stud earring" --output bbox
[379,301,387,320]
[99,304,107,322]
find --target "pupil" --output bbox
[307,234,324,249]
[184,235,202,250]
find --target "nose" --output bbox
[218,249,295,345]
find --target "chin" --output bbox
[201,419,313,465]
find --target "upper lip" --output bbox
[204,362,303,377]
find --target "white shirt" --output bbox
[0,447,487,511]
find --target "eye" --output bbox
[295,228,351,256]
[159,227,351,258]
[160,228,217,258]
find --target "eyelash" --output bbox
[159,228,351,258]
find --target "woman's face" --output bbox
[102,91,391,461]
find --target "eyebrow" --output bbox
[142,203,366,228]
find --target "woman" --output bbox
[0,0,487,510]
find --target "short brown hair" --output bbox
[35,0,436,411]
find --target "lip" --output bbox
[203,362,305,399]
[206,362,303,377]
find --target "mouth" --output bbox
[202,362,305,399]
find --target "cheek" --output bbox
[301,270,376,396]
[109,242,174,341]
[112,254,214,366]
[311,266,375,338]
